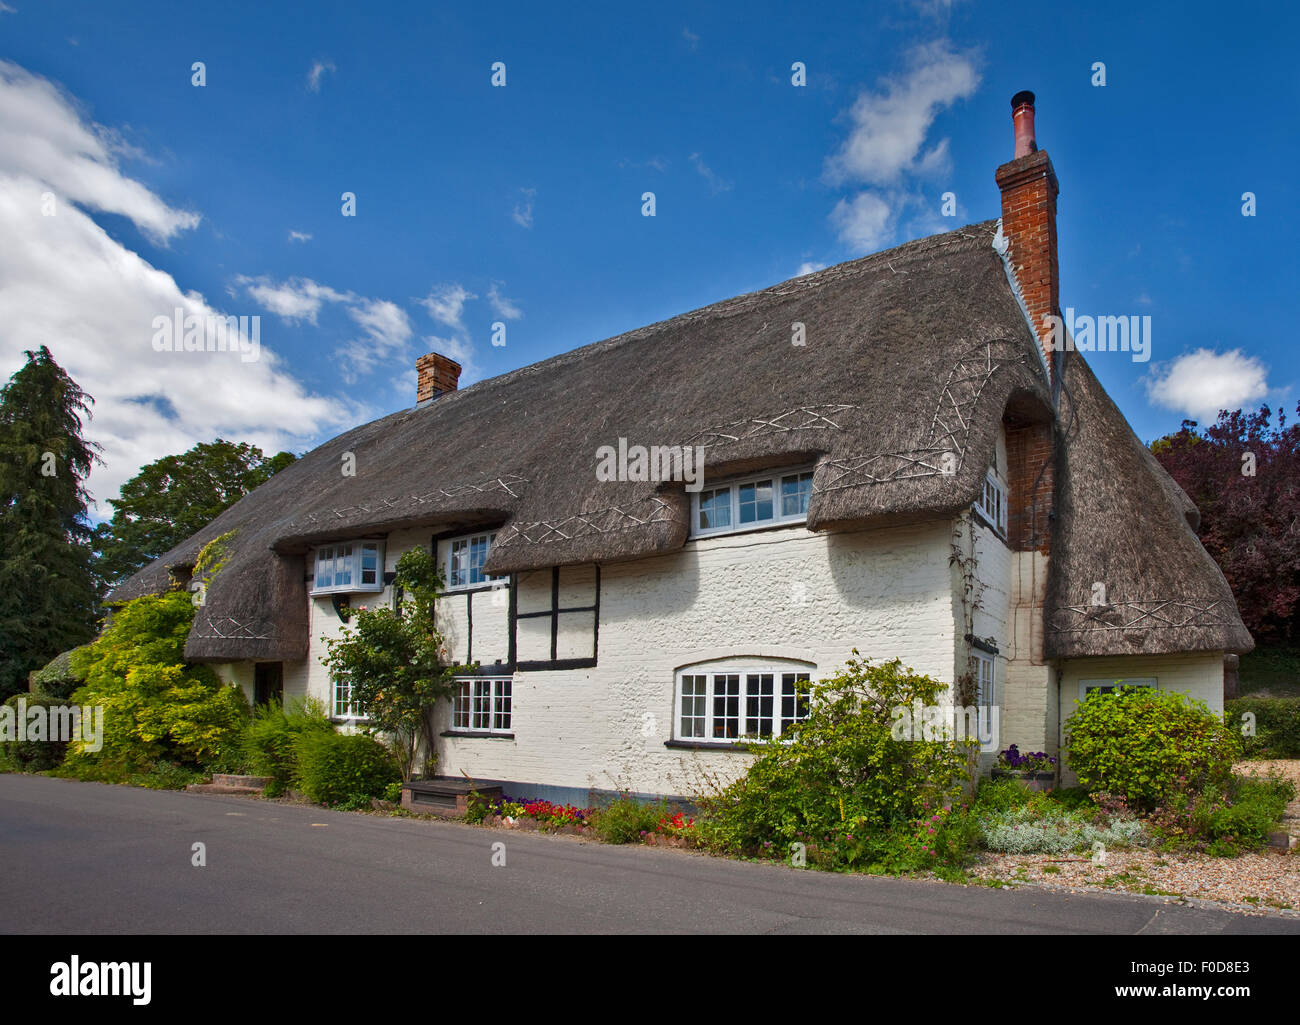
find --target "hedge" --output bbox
[1224,697,1300,759]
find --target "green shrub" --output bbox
[694,654,975,859]
[129,760,203,790]
[65,590,250,773]
[1224,697,1300,759]
[979,804,1146,854]
[1,693,74,772]
[591,794,671,844]
[383,780,404,804]
[242,697,333,796]
[27,647,90,701]
[293,730,400,807]
[1064,687,1239,810]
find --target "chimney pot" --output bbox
[415,351,462,406]
[1011,90,1037,158]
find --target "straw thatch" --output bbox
[107,219,1250,661]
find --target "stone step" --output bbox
[210,774,271,789]
[185,783,264,797]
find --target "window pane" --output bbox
[780,673,810,731]
[738,480,774,524]
[680,675,706,738]
[781,473,813,517]
[449,538,467,588]
[712,674,740,739]
[493,679,512,731]
[360,543,379,585]
[698,487,731,530]
[744,673,774,737]
[472,679,492,729]
[335,544,353,587]
[453,682,471,729]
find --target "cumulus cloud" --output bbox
[825,41,979,187]
[0,62,352,508]
[486,281,522,320]
[417,282,476,332]
[796,261,826,277]
[1144,348,1271,424]
[287,229,312,243]
[0,61,200,243]
[237,275,350,323]
[829,192,895,252]
[822,41,978,255]
[306,59,335,93]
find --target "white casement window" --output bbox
[312,541,385,595]
[973,650,996,739]
[333,677,366,721]
[450,677,513,734]
[690,468,814,538]
[446,531,498,590]
[675,667,812,742]
[974,469,1008,536]
[1079,677,1156,702]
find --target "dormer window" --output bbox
[311,541,385,595]
[974,469,1008,536]
[446,531,499,590]
[690,467,814,539]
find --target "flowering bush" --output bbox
[655,811,696,837]
[995,744,1057,773]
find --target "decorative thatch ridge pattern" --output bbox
[107,219,1250,661]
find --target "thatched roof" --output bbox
[1044,353,1253,657]
[107,220,1250,661]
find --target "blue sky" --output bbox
[0,0,1294,513]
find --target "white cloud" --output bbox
[1144,348,1270,424]
[689,152,732,194]
[0,62,355,508]
[829,191,895,252]
[486,281,522,320]
[0,61,200,243]
[287,229,312,243]
[0,4,17,14]
[796,261,826,277]
[417,282,476,332]
[306,59,335,93]
[335,298,413,380]
[825,41,979,187]
[512,187,535,228]
[238,275,350,324]
[682,27,700,50]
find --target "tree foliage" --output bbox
[91,439,295,589]
[1150,404,1300,644]
[0,346,101,700]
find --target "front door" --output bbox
[254,662,283,707]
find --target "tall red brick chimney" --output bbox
[996,90,1061,397]
[415,351,461,406]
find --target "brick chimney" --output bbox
[415,351,461,406]
[995,90,1061,398]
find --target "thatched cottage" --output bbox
[109,92,1251,803]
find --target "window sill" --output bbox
[441,730,515,740]
[311,588,385,598]
[331,717,370,726]
[664,739,755,752]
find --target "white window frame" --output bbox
[445,531,500,591]
[311,540,385,596]
[689,466,815,539]
[973,650,996,740]
[450,677,513,734]
[333,677,368,721]
[1078,677,1157,702]
[973,468,1008,536]
[674,665,814,743]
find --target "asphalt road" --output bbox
[2,774,1297,934]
